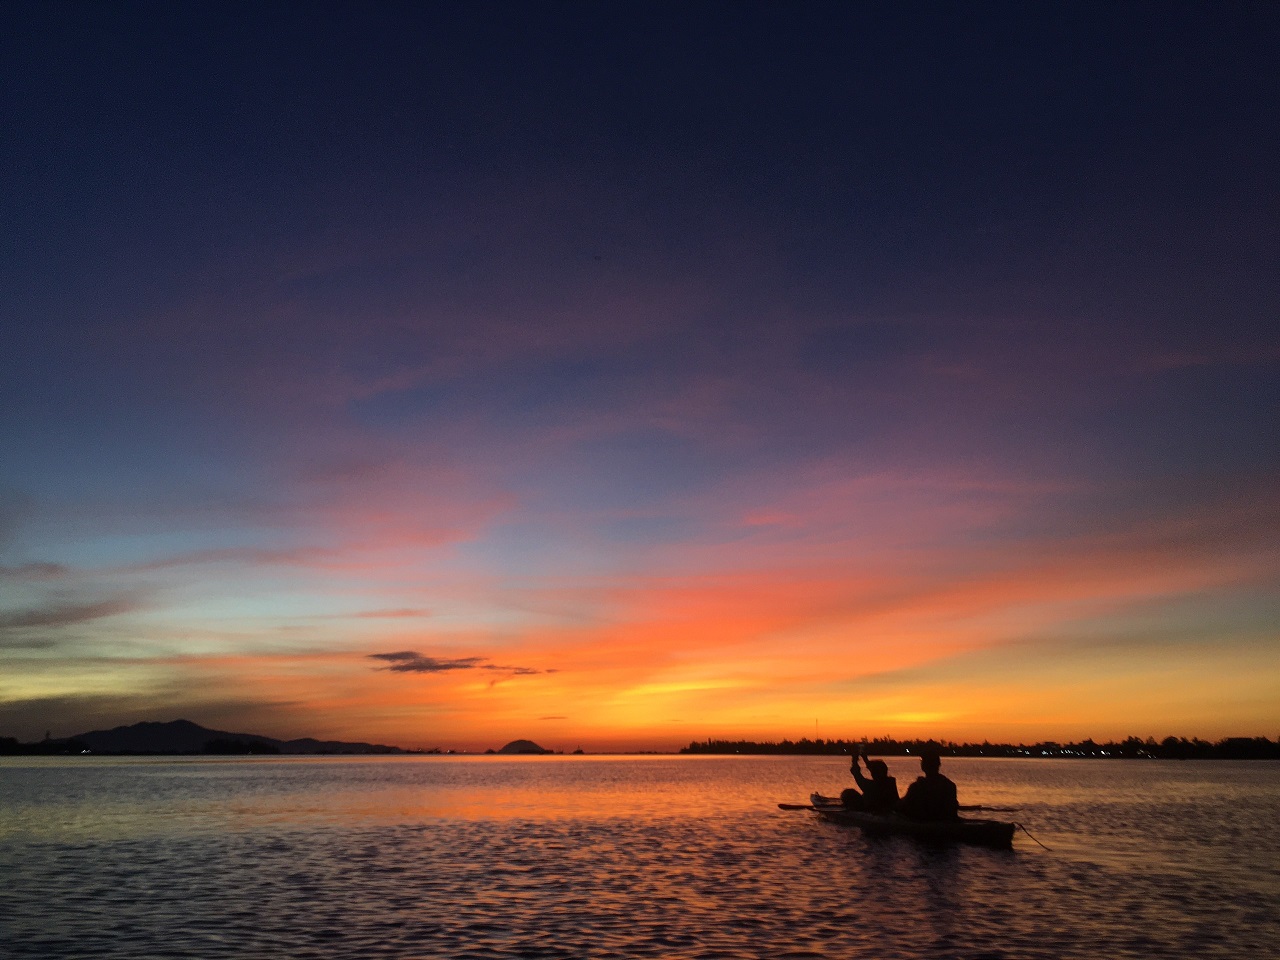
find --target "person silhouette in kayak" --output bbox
[897,748,959,821]
[840,753,899,812]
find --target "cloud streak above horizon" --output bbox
[369,651,549,677]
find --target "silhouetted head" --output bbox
[867,759,889,779]
[920,749,942,774]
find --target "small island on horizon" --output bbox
[488,739,555,755]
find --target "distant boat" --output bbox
[808,793,1016,849]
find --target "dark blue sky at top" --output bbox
[2,0,1277,535]
[8,3,1277,277]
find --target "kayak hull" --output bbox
[809,793,1016,849]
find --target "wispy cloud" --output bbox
[0,596,139,631]
[124,545,336,573]
[368,650,548,676]
[0,562,69,580]
[348,608,431,620]
[0,636,59,651]
[369,651,485,672]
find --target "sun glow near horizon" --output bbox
[7,469,1273,752]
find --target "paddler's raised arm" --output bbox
[850,753,873,790]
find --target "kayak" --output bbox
[809,793,1016,849]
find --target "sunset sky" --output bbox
[2,2,1277,750]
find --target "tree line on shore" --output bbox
[679,735,1280,760]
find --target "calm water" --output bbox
[2,755,1277,959]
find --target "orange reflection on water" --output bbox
[208,755,767,830]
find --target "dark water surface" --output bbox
[2,755,1277,959]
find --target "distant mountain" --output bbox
[496,739,553,754]
[61,719,408,755]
